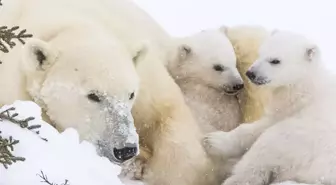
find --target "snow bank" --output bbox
[0,100,125,185]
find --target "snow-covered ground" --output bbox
[0,101,142,185]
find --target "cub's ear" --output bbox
[219,25,229,35]
[271,29,279,36]
[178,44,192,61]
[305,45,319,62]
[22,38,58,72]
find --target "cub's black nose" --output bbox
[233,83,244,91]
[113,145,138,162]
[246,70,256,80]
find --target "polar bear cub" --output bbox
[167,27,244,134]
[203,30,336,185]
[166,27,244,182]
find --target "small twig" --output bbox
[38,171,70,185]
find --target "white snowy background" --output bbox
[134,0,336,73]
[1,0,335,185]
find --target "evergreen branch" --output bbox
[0,107,48,169]
[0,131,25,169]
[0,26,33,53]
[0,0,2,6]
[38,171,70,185]
[0,107,37,130]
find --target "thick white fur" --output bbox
[167,28,244,181]
[204,30,336,184]
[1,0,217,184]
[0,0,141,161]
[168,28,243,134]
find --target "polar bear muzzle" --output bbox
[95,96,139,164]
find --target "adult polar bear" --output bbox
[204,30,336,184]
[0,0,217,185]
[0,0,141,163]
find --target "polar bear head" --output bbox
[168,27,244,95]
[246,30,321,87]
[21,29,142,164]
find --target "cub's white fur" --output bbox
[204,30,336,184]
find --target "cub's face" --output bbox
[170,29,244,95]
[246,30,319,87]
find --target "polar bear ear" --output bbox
[132,41,149,66]
[22,38,58,72]
[219,25,229,35]
[271,29,279,36]
[178,44,192,61]
[305,45,319,62]
[132,46,147,66]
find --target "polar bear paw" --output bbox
[133,157,148,180]
[119,157,148,180]
[202,131,242,159]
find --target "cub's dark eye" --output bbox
[87,93,101,103]
[269,59,281,65]
[213,64,225,72]
[129,92,135,100]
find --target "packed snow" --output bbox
[0,100,143,185]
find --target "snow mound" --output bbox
[0,100,125,185]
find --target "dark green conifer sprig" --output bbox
[0,131,25,169]
[0,0,42,170]
[0,107,39,131]
[0,26,33,53]
[0,107,47,169]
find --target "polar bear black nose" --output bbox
[113,144,138,162]
[246,70,256,80]
[233,83,244,91]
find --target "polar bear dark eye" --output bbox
[87,93,101,103]
[213,64,225,72]
[269,59,281,65]
[129,92,135,100]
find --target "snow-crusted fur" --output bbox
[203,30,336,184]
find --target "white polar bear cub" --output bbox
[203,30,336,185]
[167,27,244,134]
